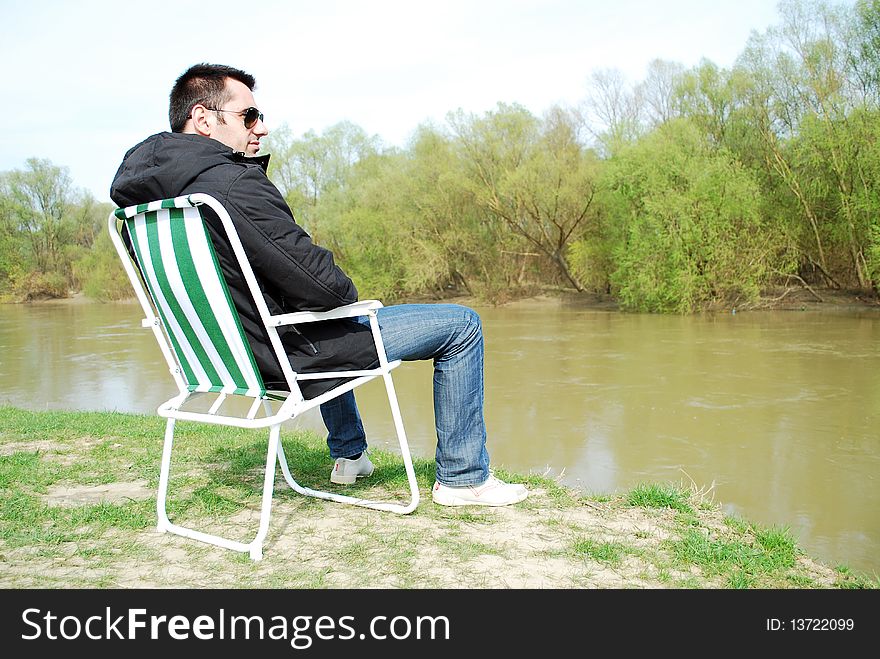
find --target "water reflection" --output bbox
[0,299,877,576]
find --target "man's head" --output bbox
[170,63,268,155]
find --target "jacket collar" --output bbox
[232,151,271,172]
[167,132,272,171]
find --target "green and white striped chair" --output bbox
[108,194,419,560]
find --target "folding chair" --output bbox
[108,194,419,560]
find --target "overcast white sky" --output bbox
[0,0,853,202]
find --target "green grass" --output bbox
[571,538,628,565]
[625,482,694,514]
[1,406,877,589]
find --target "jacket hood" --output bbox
[110,132,270,208]
[108,131,371,398]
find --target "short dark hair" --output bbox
[169,63,256,133]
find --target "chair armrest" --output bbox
[267,300,384,327]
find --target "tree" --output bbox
[737,27,831,279]
[641,58,686,126]
[449,103,599,292]
[730,0,879,289]
[674,60,739,145]
[0,158,112,300]
[583,68,645,155]
[2,158,75,274]
[849,0,880,102]
[605,119,778,312]
[265,121,381,236]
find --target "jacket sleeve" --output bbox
[223,165,358,311]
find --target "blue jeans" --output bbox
[319,304,490,486]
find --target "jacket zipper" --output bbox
[290,325,319,355]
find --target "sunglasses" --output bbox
[203,106,264,129]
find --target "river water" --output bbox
[1,298,877,576]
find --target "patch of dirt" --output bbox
[45,481,153,507]
[1,482,846,589]
[0,436,105,465]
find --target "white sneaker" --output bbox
[330,453,374,485]
[432,474,528,507]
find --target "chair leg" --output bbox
[249,422,281,560]
[153,417,280,561]
[153,371,418,560]
[381,371,421,511]
[274,371,420,514]
[156,418,176,534]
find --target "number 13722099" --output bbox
[766,618,854,631]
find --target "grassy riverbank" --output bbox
[0,406,875,589]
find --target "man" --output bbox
[111,63,527,507]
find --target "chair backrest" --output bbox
[113,199,267,398]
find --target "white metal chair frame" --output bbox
[109,193,419,560]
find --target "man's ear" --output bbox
[188,105,214,137]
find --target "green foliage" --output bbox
[853,0,880,102]
[603,119,777,312]
[1,159,76,274]
[316,151,427,301]
[449,103,600,293]
[567,234,615,292]
[3,267,69,300]
[265,120,382,233]
[869,221,880,283]
[625,482,694,513]
[571,537,627,564]
[0,160,119,301]
[669,525,799,586]
[73,228,132,301]
[4,0,880,309]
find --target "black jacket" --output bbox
[110,132,378,397]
